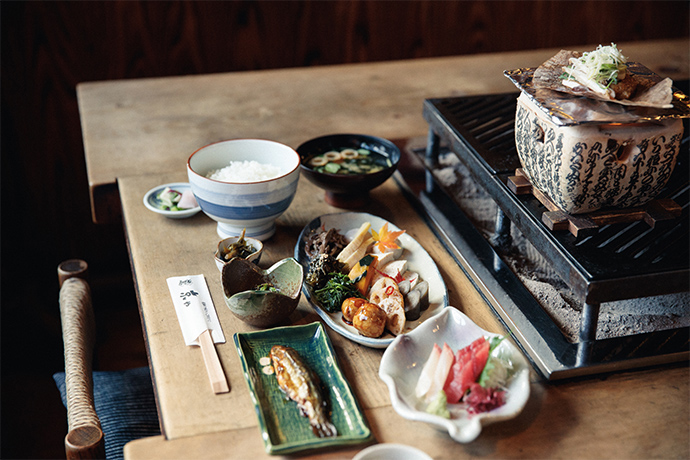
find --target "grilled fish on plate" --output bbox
[270,345,338,438]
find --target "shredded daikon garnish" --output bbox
[561,43,628,95]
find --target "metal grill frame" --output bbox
[411,92,689,379]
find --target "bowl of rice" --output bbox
[187,139,301,240]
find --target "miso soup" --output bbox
[308,148,391,175]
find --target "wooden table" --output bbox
[118,172,688,460]
[77,41,690,459]
[79,39,689,224]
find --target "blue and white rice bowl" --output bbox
[187,139,301,240]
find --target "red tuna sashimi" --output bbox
[443,346,470,403]
[443,337,489,404]
[472,338,490,378]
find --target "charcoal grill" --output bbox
[407,90,689,379]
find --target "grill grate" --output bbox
[413,91,689,379]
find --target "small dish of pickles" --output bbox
[143,182,201,219]
[214,229,264,271]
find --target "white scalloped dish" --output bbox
[379,307,531,443]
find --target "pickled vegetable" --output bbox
[221,228,256,261]
[314,272,364,313]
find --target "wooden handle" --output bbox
[198,330,229,394]
[58,259,89,287]
[58,261,106,459]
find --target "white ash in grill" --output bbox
[434,151,690,343]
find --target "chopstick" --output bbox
[198,329,230,394]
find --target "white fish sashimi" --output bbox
[415,343,441,399]
[425,343,454,402]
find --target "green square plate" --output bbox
[234,322,373,455]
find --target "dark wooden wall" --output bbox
[1,1,688,457]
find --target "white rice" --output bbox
[206,160,282,182]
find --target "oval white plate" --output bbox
[143,182,201,219]
[379,307,531,443]
[294,212,448,349]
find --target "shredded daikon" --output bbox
[561,43,628,95]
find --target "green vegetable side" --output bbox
[313,272,365,313]
[255,283,279,293]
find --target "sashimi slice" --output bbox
[472,338,490,380]
[469,336,487,353]
[415,344,441,399]
[443,346,471,404]
[460,359,477,396]
[442,337,489,403]
[424,343,455,401]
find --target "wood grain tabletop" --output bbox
[79,39,689,223]
[119,170,688,460]
[75,40,690,459]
